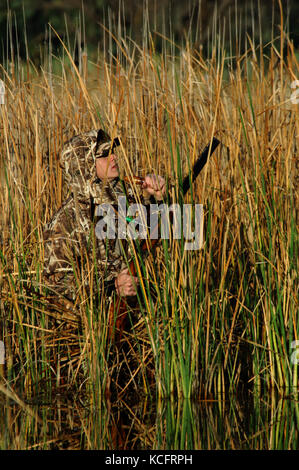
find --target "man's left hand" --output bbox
[143,174,166,200]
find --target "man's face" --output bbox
[95,152,119,180]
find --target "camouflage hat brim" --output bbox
[95,130,120,158]
[95,138,120,158]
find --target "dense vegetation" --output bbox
[0,0,298,450]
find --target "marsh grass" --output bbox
[0,1,298,425]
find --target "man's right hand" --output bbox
[115,268,139,296]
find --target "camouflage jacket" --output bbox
[42,130,151,310]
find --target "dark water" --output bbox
[1,387,298,450]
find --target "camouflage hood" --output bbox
[60,129,120,202]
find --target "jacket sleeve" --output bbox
[43,202,123,308]
[43,221,81,308]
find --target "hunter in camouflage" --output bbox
[42,129,165,311]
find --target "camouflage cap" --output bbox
[60,129,120,201]
[95,129,120,158]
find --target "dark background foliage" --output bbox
[1,0,299,64]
